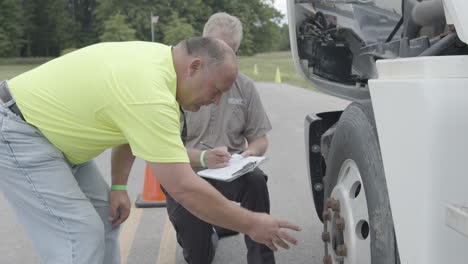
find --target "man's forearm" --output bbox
[111,144,136,185]
[187,148,203,168]
[245,135,269,156]
[148,162,254,234]
[148,161,300,250]
[177,173,254,233]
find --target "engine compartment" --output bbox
[293,0,467,100]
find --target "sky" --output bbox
[273,0,288,24]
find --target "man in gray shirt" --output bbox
[164,13,275,264]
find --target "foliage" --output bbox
[202,0,284,55]
[0,0,290,57]
[22,0,76,56]
[162,13,196,45]
[276,24,290,51]
[0,0,25,56]
[61,48,78,56]
[99,13,136,42]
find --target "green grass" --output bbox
[238,51,315,90]
[0,65,39,80]
[0,52,314,90]
[0,57,53,80]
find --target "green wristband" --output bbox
[200,150,207,168]
[111,185,127,191]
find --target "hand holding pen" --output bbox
[201,142,243,155]
[199,142,231,169]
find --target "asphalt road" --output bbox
[0,82,350,264]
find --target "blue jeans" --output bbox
[0,100,120,263]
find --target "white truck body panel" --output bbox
[369,55,468,263]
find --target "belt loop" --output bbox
[0,81,11,102]
[0,81,26,121]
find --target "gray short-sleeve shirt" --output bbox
[184,72,272,153]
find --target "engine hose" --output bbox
[418,33,458,56]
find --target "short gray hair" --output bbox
[203,12,243,51]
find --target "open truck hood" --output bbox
[288,0,466,101]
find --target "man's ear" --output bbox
[189,58,202,76]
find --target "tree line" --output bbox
[0,0,290,57]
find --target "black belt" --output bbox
[0,81,25,121]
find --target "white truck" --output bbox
[287,0,468,263]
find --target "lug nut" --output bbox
[335,217,345,230]
[331,199,340,211]
[336,244,347,256]
[322,210,331,221]
[326,198,340,211]
[323,255,332,264]
[322,231,330,242]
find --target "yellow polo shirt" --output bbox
[9,41,188,165]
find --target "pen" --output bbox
[200,141,243,155]
[200,141,214,149]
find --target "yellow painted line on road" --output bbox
[119,205,143,264]
[156,216,177,264]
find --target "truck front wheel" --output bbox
[322,101,398,264]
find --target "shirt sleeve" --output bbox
[242,78,272,141]
[105,102,189,163]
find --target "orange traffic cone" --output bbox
[135,165,167,207]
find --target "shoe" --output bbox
[213,225,240,238]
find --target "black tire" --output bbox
[323,100,399,263]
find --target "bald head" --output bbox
[178,37,237,72]
[173,37,238,111]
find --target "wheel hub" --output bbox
[322,159,371,264]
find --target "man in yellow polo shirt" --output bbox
[0,37,300,264]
